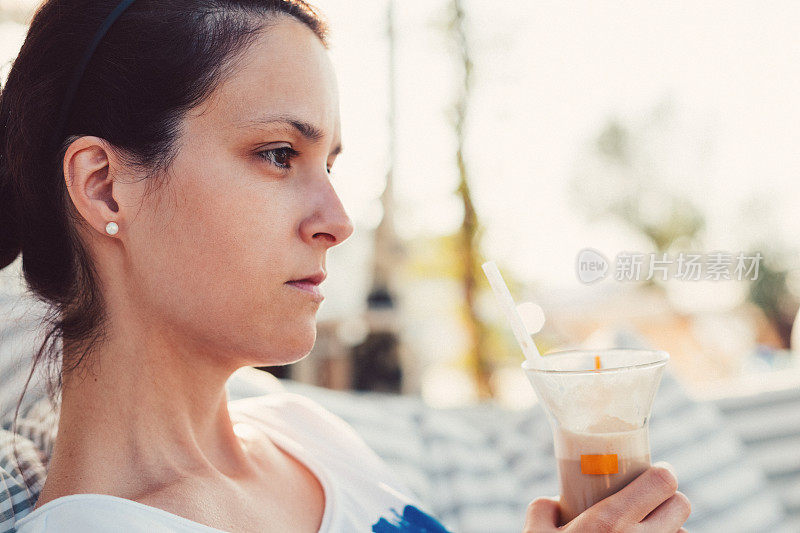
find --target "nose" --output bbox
[299,176,354,248]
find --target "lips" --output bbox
[290,271,326,285]
[285,271,326,302]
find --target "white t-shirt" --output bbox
[13,392,449,532]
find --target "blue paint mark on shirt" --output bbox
[372,505,451,533]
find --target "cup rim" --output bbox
[521,348,669,375]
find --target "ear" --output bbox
[63,136,121,238]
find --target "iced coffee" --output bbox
[523,349,668,525]
[555,416,651,523]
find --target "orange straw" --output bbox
[594,356,602,370]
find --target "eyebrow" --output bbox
[237,114,343,156]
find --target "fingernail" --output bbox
[654,461,678,479]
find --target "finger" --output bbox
[522,497,560,533]
[592,462,678,525]
[640,491,691,532]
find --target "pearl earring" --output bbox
[105,221,119,236]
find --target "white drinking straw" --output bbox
[481,261,543,363]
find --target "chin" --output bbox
[256,323,317,366]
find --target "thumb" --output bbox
[523,497,561,532]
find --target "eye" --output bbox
[257,146,300,170]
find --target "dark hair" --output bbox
[0,0,328,496]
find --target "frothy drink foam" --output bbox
[554,416,650,524]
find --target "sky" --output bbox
[316,0,800,302]
[2,0,799,319]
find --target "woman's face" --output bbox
[123,17,353,366]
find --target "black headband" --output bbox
[52,0,137,152]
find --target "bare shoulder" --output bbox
[135,466,322,533]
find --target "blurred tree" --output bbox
[574,105,799,351]
[403,234,532,388]
[352,329,402,392]
[447,0,493,398]
[749,247,799,349]
[573,108,705,252]
[350,0,406,393]
[370,0,404,297]
[736,200,800,350]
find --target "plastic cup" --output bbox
[522,349,669,525]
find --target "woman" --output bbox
[0,1,691,531]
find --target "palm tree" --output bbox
[351,0,407,393]
[448,0,493,398]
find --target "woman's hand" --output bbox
[522,462,691,532]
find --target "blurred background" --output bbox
[3,0,799,405]
[287,0,799,407]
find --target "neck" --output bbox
[42,308,255,502]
